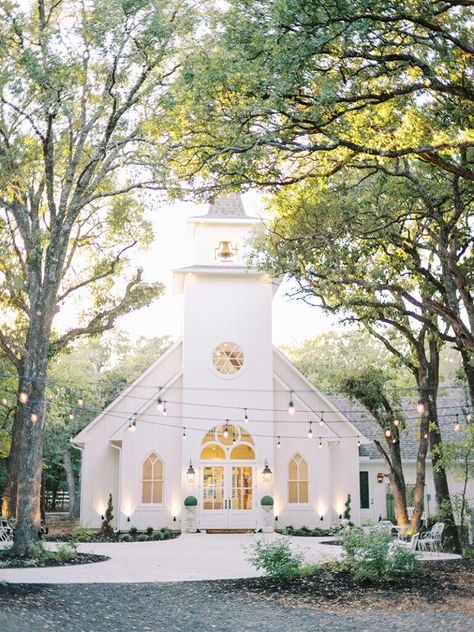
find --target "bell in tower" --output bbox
[215,240,238,261]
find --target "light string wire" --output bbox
[2,398,469,443]
[79,407,469,443]
[0,378,470,421]
[0,372,467,393]
[1,394,469,424]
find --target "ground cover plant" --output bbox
[119,527,178,543]
[247,539,303,579]
[250,528,420,584]
[341,528,420,583]
[281,525,342,537]
[0,542,108,568]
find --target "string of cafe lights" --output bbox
[0,372,467,393]
[1,375,469,418]
[84,406,469,449]
[0,378,471,442]
[0,402,470,451]
[1,389,470,429]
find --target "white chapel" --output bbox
[72,195,370,532]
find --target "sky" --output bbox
[117,192,339,347]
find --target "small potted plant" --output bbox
[184,496,198,533]
[260,496,274,533]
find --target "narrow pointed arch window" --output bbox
[288,453,308,504]
[142,452,164,504]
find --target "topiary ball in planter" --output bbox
[184,495,198,507]
[261,495,274,507]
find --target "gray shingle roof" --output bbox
[206,194,246,218]
[328,393,470,460]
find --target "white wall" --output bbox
[359,459,474,524]
[182,270,274,530]
[272,354,361,530]
[77,342,183,528]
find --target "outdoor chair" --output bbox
[375,520,395,535]
[418,522,445,552]
[0,518,13,543]
[390,532,420,552]
[407,506,427,527]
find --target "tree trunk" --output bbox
[460,349,474,410]
[388,440,408,526]
[62,447,79,519]
[11,316,51,556]
[429,417,462,553]
[40,472,46,523]
[410,398,429,534]
[1,406,24,518]
[374,439,408,526]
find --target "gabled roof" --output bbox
[71,340,183,445]
[272,347,370,442]
[328,393,469,460]
[72,340,372,447]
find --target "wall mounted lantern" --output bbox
[377,472,385,484]
[262,460,272,482]
[186,461,196,484]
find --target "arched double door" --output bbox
[200,424,256,529]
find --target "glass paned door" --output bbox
[200,464,255,528]
[203,465,224,510]
[231,466,253,510]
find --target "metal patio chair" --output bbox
[0,518,13,543]
[418,522,445,552]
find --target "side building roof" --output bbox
[328,393,470,460]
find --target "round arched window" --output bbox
[212,342,244,375]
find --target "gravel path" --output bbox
[0,582,471,632]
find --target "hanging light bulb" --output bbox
[392,437,397,444]
[318,437,323,449]
[244,408,249,423]
[288,392,295,415]
[223,423,229,439]
[156,397,164,413]
[19,392,28,404]
[182,426,186,439]
[416,399,425,415]
[454,414,460,432]
[384,429,391,438]
[1,396,7,406]
[308,421,313,439]
[162,401,167,416]
[69,412,74,421]
[77,397,84,407]
[424,431,429,439]
[319,412,324,427]
[277,435,281,448]
[393,419,400,427]
[31,412,38,422]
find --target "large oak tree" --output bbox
[0,0,193,555]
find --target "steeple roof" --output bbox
[206,194,247,218]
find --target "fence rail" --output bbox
[44,490,70,512]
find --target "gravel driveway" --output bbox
[0,581,471,632]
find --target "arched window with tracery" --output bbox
[288,453,308,504]
[142,452,164,504]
